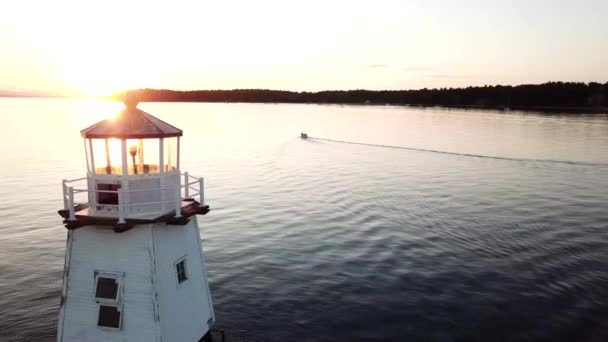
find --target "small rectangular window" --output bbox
[94,272,122,304]
[96,277,119,300]
[176,259,188,283]
[98,305,121,328]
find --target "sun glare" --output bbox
[63,64,154,98]
[73,99,123,128]
[53,23,161,98]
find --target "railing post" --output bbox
[88,176,95,211]
[199,177,205,206]
[67,187,76,221]
[118,188,126,224]
[184,172,189,198]
[175,186,182,218]
[62,180,68,210]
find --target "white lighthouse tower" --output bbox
[57,94,215,342]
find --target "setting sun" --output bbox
[56,39,161,97]
[61,64,154,97]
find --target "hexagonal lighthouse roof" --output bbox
[81,94,182,139]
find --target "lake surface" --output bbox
[0,98,607,341]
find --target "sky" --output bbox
[1,0,607,96]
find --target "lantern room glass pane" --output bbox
[163,137,178,172]
[84,139,93,172]
[142,138,161,172]
[125,138,161,175]
[91,138,123,175]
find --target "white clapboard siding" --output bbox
[59,219,213,342]
[60,226,159,342]
[154,216,214,342]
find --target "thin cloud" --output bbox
[426,74,466,79]
[365,64,391,69]
[402,67,431,72]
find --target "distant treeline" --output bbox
[115,82,608,113]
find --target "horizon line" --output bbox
[1,80,607,99]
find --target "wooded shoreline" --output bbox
[113,82,608,114]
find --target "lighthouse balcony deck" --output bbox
[58,200,209,232]
[59,173,209,232]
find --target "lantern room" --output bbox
[82,94,181,176]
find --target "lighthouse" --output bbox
[57,94,215,342]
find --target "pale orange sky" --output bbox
[1,0,607,96]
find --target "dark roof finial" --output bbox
[123,91,139,109]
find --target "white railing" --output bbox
[183,172,205,206]
[62,177,87,222]
[62,173,205,223]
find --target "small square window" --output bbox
[176,259,188,283]
[95,277,119,300]
[98,305,121,328]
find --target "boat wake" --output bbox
[308,137,608,167]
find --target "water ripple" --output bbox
[1,101,607,341]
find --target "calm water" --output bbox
[0,98,607,341]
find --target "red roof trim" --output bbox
[80,108,183,139]
[82,132,182,139]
